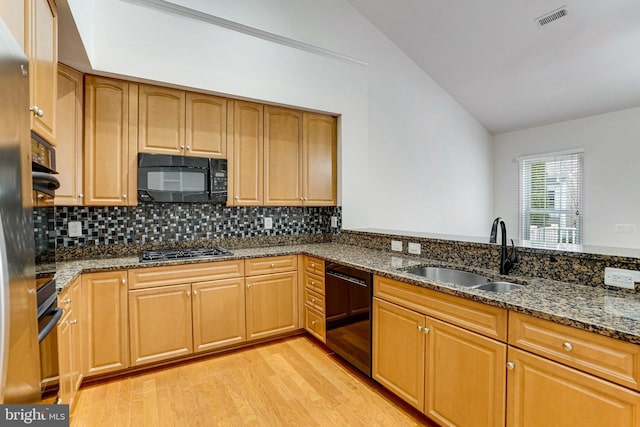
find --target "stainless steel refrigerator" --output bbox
[0,18,41,403]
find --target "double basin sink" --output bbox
[403,266,524,293]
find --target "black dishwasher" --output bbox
[325,262,373,377]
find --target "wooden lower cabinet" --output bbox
[373,297,426,411]
[372,296,506,426]
[129,284,193,366]
[245,271,298,340]
[82,271,128,377]
[192,278,246,352]
[57,276,82,410]
[507,347,640,427]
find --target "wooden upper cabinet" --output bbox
[55,64,83,206]
[138,84,185,155]
[303,113,337,205]
[185,92,227,158]
[264,106,303,206]
[84,76,137,206]
[229,100,264,206]
[26,0,57,144]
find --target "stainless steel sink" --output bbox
[404,266,492,287]
[473,281,523,292]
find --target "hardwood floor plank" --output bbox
[71,336,434,426]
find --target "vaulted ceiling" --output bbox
[346,0,640,133]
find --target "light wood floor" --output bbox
[71,335,435,426]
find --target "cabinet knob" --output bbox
[311,320,316,326]
[311,298,316,303]
[193,290,198,296]
[310,263,315,268]
[78,194,84,198]
[271,263,276,268]
[30,106,44,117]
[186,290,191,297]
[423,327,430,334]
[562,342,573,352]
[247,284,251,288]
[63,298,71,304]
[186,146,191,150]
[180,145,185,150]
[506,362,515,370]
[70,319,78,325]
[36,194,44,200]
[122,194,128,199]
[417,325,423,331]
[311,281,316,286]
[121,278,126,285]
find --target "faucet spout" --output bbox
[491,218,518,275]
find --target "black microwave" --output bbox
[137,153,227,203]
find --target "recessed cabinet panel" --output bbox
[264,107,302,206]
[230,101,264,206]
[186,92,227,158]
[138,85,185,155]
[303,113,337,206]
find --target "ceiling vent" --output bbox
[536,6,568,27]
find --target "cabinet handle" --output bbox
[506,362,515,370]
[193,290,198,296]
[122,194,128,199]
[121,278,126,285]
[63,298,71,304]
[562,342,573,352]
[30,106,44,117]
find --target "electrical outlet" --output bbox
[391,240,403,252]
[604,267,640,289]
[408,242,421,255]
[615,224,636,234]
[264,217,273,230]
[68,221,82,237]
[330,216,338,228]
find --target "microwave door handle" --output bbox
[32,172,60,190]
[38,307,63,343]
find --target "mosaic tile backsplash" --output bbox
[35,204,341,252]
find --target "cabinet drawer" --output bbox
[244,255,297,276]
[302,270,325,295]
[305,306,326,343]
[128,260,244,290]
[374,275,507,342]
[303,287,325,313]
[509,312,640,391]
[303,256,325,276]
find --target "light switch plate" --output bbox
[391,240,403,252]
[68,221,82,237]
[264,217,273,230]
[408,242,421,255]
[604,267,640,289]
[330,216,338,228]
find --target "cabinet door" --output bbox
[129,284,193,366]
[27,0,57,144]
[264,106,302,206]
[372,298,426,411]
[84,76,137,206]
[57,314,72,404]
[185,92,227,158]
[69,278,83,396]
[302,113,337,206]
[507,347,640,427]
[229,100,263,205]
[425,317,506,427]
[138,84,185,155]
[82,271,128,377]
[55,64,83,206]
[245,271,298,340]
[192,278,245,352]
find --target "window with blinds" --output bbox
[518,150,584,246]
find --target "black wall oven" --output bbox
[325,262,373,377]
[137,153,227,203]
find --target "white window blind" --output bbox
[518,151,584,247]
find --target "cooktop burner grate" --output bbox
[140,246,233,262]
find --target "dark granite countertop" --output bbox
[55,243,640,345]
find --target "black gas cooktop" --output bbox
[140,247,233,262]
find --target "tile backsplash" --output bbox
[48,204,341,248]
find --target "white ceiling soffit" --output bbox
[346,0,640,134]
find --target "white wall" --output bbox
[67,0,493,236]
[493,106,640,249]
